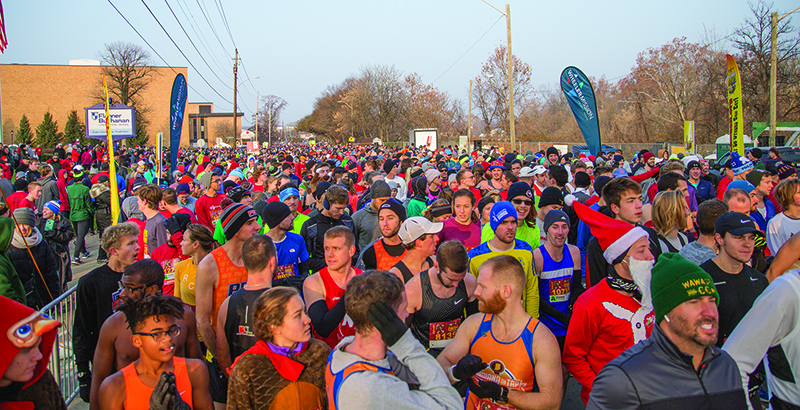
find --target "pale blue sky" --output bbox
[2,0,797,126]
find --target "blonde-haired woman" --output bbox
[226,287,330,410]
[652,190,693,253]
[174,224,217,309]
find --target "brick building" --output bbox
[0,62,241,148]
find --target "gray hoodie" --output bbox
[36,175,59,216]
[352,203,380,252]
[327,331,462,410]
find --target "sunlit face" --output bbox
[2,338,43,385]
[324,236,355,271]
[131,315,179,363]
[481,202,494,223]
[756,177,772,197]
[494,217,517,244]
[327,202,347,220]
[15,224,33,237]
[460,172,475,188]
[511,163,521,175]
[717,232,755,265]
[453,195,474,224]
[627,236,654,261]
[272,295,312,345]
[690,167,702,180]
[613,191,643,225]
[42,207,55,220]
[111,235,140,267]
[209,176,221,191]
[180,232,197,257]
[666,296,719,348]
[379,209,401,238]
[548,153,559,164]
[511,196,533,220]
[547,221,569,247]
[491,168,503,181]
[283,195,299,213]
[234,217,260,241]
[415,233,439,256]
[475,268,506,315]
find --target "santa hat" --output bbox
[569,198,648,264]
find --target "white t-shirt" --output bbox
[766,212,800,254]
[387,175,408,202]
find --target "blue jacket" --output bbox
[750,199,776,231]
[690,179,715,204]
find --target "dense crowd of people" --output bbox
[0,140,798,409]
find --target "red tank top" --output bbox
[210,247,248,330]
[315,267,362,348]
[373,240,406,271]
[122,357,192,410]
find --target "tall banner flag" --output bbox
[726,54,744,155]
[560,66,601,156]
[102,69,121,225]
[169,74,188,175]
[156,132,163,186]
[684,121,695,154]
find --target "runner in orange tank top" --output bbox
[98,295,212,410]
[437,255,564,409]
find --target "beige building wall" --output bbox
[0,63,212,148]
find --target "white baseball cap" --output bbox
[398,217,443,245]
[532,165,548,176]
[519,166,535,178]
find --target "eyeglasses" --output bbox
[512,199,533,207]
[134,325,181,342]
[118,280,160,294]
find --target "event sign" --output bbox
[169,73,188,175]
[726,55,744,155]
[560,66,602,156]
[85,102,135,141]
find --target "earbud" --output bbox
[664,315,671,323]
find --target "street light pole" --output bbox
[232,49,239,148]
[255,91,259,146]
[482,1,515,148]
[770,5,800,146]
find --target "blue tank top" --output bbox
[538,244,574,337]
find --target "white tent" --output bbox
[715,134,753,144]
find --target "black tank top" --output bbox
[224,287,270,360]
[411,270,468,353]
[393,256,434,284]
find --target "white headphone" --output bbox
[664,315,671,323]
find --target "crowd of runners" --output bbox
[0,140,798,409]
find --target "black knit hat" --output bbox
[574,171,591,188]
[538,187,564,208]
[593,175,612,197]
[219,203,257,240]
[379,199,407,221]
[262,201,292,229]
[507,181,533,202]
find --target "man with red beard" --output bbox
[562,201,656,404]
[437,255,563,410]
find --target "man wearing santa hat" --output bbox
[562,201,656,405]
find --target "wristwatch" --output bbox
[496,385,509,405]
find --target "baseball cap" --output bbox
[715,212,759,236]
[532,165,548,176]
[727,180,755,194]
[519,166,535,178]
[398,216,443,245]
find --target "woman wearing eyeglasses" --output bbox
[98,294,212,410]
[480,182,542,249]
[226,287,330,410]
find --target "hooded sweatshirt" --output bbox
[56,169,70,212]
[35,175,59,216]
[0,296,66,410]
[0,218,25,305]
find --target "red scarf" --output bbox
[229,340,307,381]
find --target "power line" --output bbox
[194,0,230,58]
[139,0,233,104]
[162,0,233,90]
[106,0,215,103]
[431,16,503,85]
[209,0,259,97]
[173,0,230,76]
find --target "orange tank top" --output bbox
[122,357,193,410]
[373,239,407,271]
[466,314,539,410]
[210,247,248,330]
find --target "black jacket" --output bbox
[8,236,61,310]
[587,324,748,410]
[300,211,355,273]
[36,215,75,291]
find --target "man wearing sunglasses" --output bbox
[89,259,202,410]
[98,294,212,410]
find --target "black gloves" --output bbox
[149,372,192,410]
[469,378,506,401]
[78,371,92,403]
[165,213,191,236]
[367,301,407,347]
[453,354,487,381]
[274,274,307,292]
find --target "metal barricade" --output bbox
[42,285,79,406]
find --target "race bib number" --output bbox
[45,220,54,231]
[274,264,295,280]
[429,318,461,349]
[548,277,571,303]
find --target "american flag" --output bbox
[0,1,7,53]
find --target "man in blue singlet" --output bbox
[533,209,583,351]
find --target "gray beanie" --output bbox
[200,172,214,190]
[13,207,36,227]
[371,180,392,199]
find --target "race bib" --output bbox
[274,264,295,280]
[429,318,461,349]
[45,219,54,231]
[548,277,571,303]
[476,398,515,410]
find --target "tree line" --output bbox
[297,0,800,147]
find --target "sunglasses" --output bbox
[134,324,181,342]
[118,280,160,294]
[512,199,533,207]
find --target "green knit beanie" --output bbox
[650,253,719,324]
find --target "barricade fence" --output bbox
[42,285,79,406]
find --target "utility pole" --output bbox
[268,107,272,147]
[255,91,259,145]
[770,6,800,146]
[232,48,239,148]
[468,79,473,142]
[506,4,515,149]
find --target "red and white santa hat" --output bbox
[569,198,648,264]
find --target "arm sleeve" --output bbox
[308,299,346,338]
[585,365,640,410]
[630,167,659,183]
[358,246,377,271]
[539,299,570,327]
[586,239,607,289]
[523,268,539,319]
[337,331,462,410]
[570,269,585,305]
[297,259,310,277]
[562,300,599,392]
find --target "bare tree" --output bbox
[98,41,157,106]
[472,45,534,139]
[252,95,287,143]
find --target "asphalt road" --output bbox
[64,233,587,410]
